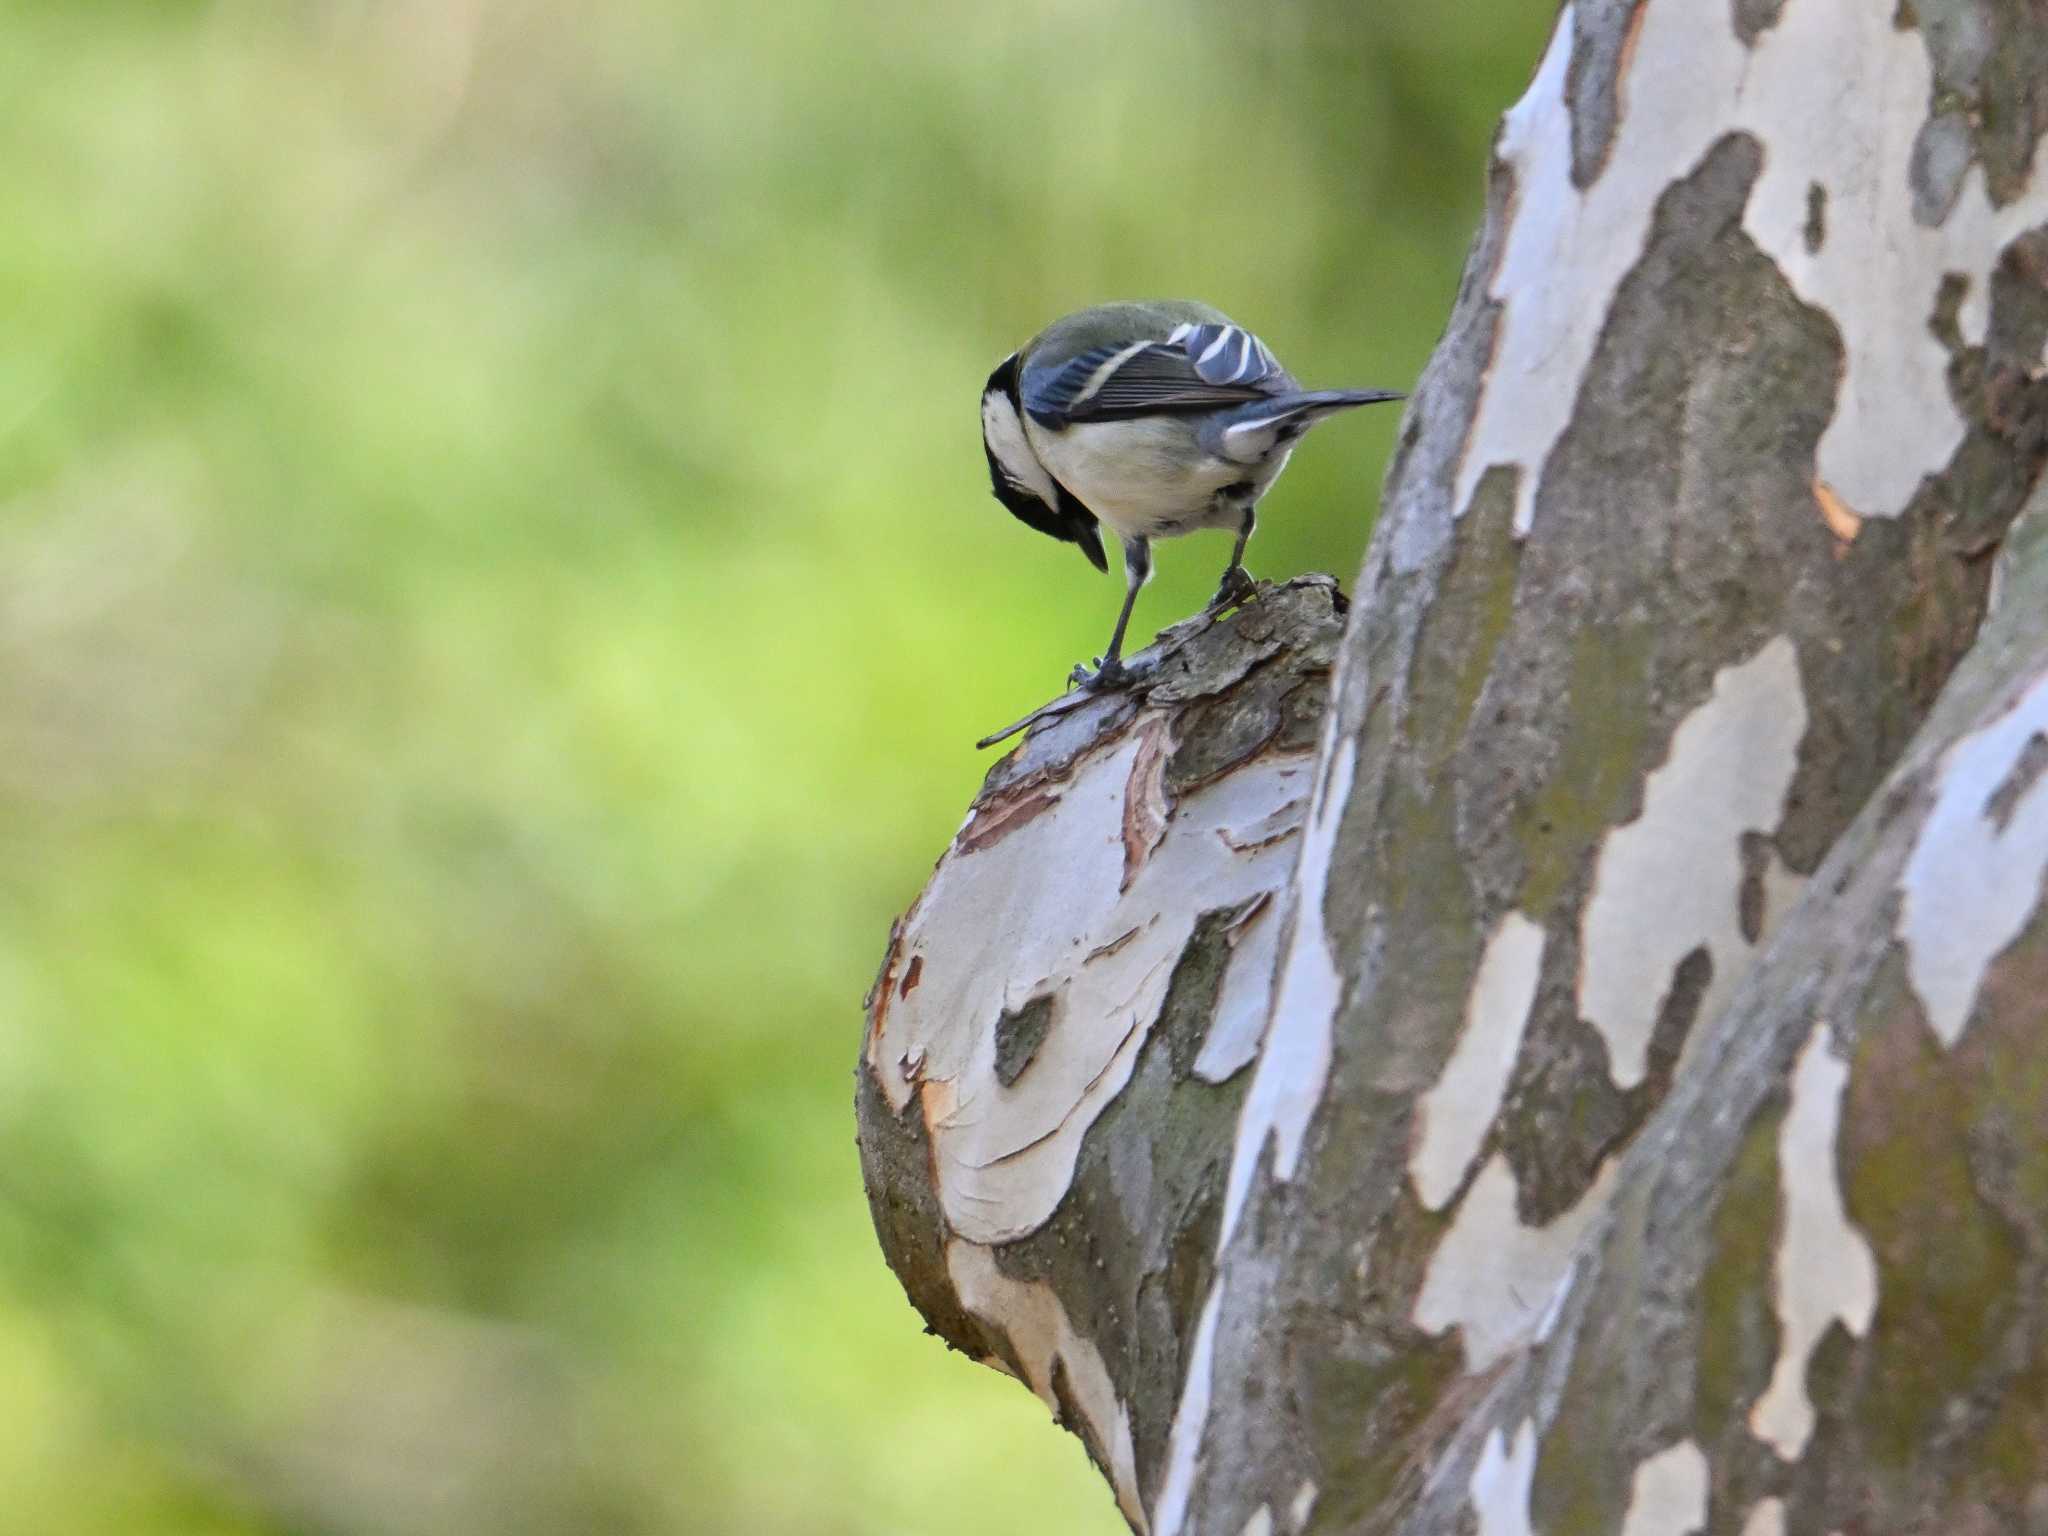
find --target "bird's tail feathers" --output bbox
[1240,387,1405,427]
[1217,388,1404,460]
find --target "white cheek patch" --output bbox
[983,386,1063,513]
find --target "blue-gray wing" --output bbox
[1023,323,1287,428]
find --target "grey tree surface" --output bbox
[859,4,2048,1532]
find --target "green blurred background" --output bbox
[0,2,1550,1531]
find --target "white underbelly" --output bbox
[1025,417,1279,541]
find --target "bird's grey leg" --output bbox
[1072,536,1151,690]
[1207,505,1258,613]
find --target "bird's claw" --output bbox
[1206,564,1259,614]
[1070,657,1133,692]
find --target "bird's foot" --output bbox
[978,655,1140,748]
[1206,564,1258,614]
[1069,656,1134,692]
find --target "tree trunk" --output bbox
[859,4,2048,1533]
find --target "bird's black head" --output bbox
[980,353,1107,572]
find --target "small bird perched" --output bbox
[981,299,1403,689]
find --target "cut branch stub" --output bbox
[858,577,1344,1531]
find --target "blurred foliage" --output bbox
[0,1,1551,1531]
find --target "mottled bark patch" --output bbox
[1469,1421,1541,1536]
[1694,1106,1786,1446]
[1166,658,1314,795]
[1872,227,2048,645]
[1149,118,1528,1536]
[1907,0,2048,209]
[1417,1152,1618,1368]
[1833,920,2048,1527]
[1301,1288,1467,1533]
[1998,227,2048,349]
[1163,901,1265,1081]
[1749,1023,1877,1461]
[1616,1441,1708,1534]
[980,692,1139,801]
[1049,1355,1087,1439]
[1813,481,1861,547]
[1456,134,1843,1211]
[993,947,1254,1514]
[854,1067,985,1356]
[1803,181,1827,252]
[1282,1110,1472,1533]
[1273,674,1327,756]
[1580,640,1807,1092]
[1986,228,2048,454]
[1985,731,2048,829]
[947,1239,1147,1526]
[1123,719,1174,890]
[1565,0,1650,188]
[1409,465,1521,794]
[959,786,1061,853]
[1505,541,2048,1536]
[1911,110,1976,226]
[995,994,1057,1086]
[1495,1003,1641,1227]
[1411,913,1546,1211]
[1528,1180,1684,1536]
[1732,0,1787,48]
[1738,833,1774,943]
[1470,131,1838,903]
[1346,766,1483,1097]
[1347,125,2048,1535]
[1503,620,1650,921]
[1648,947,1714,1069]
[1147,579,1347,708]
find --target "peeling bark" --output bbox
[860,580,1346,1527]
[859,3,2048,1532]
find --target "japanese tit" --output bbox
[981,299,1403,689]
